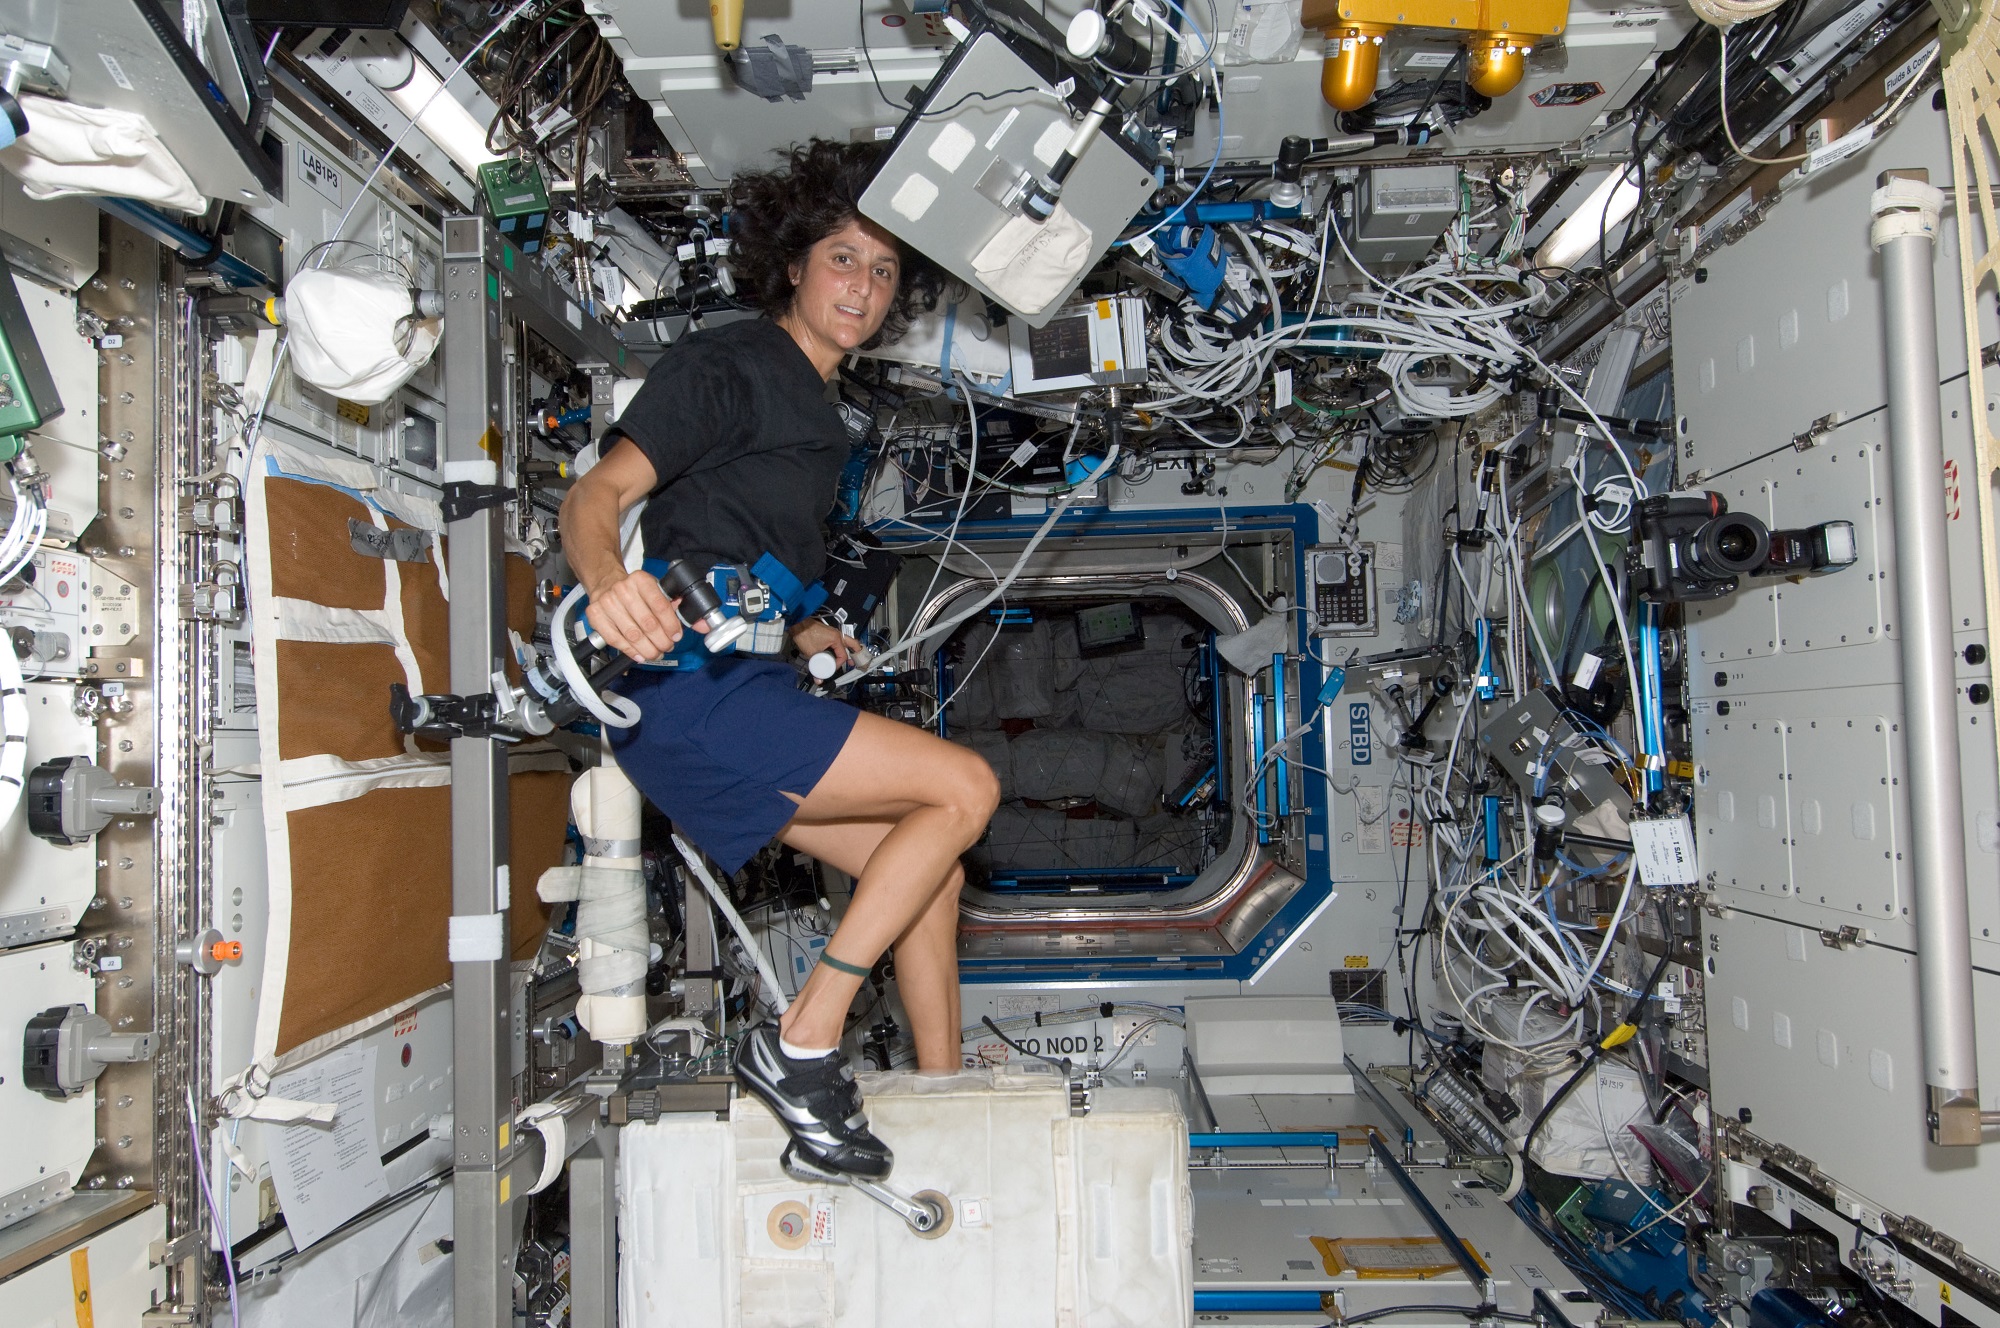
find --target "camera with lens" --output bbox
[1628,490,1857,603]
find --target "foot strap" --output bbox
[818,952,871,978]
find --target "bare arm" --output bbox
[558,438,686,661]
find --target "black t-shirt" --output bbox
[610,317,845,589]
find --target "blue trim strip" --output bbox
[1193,1291,1328,1312]
[1190,1132,1345,1148]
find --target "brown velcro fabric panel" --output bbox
[505,554,537,685]
[276,770,570,1053]
[274,641,412,763]
[395,519,450,695]
[279,784,452,1052]
[265,478,386,610]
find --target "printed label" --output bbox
[1630,816,1699,885]
[299,142,344,205]
[1349,701,1372,765]
[1883,41,1938,98]
[1806,124,1875,175]
[1356,785,1386,855]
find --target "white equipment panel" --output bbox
[1674,99,2000,1270]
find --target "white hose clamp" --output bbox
[1869,175,1945,250]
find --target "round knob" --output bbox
[1066,9,1108,59]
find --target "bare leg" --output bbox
[778,817,967,1070]
[771,711,997,1057]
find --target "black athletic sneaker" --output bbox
[733,1023,894,1180]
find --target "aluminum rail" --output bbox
[1871,169,1987,1146]
[1367,1132,1494,1304]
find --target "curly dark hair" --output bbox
[728,139,942,348]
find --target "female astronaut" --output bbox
[558,140,999,1181]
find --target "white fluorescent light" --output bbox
[1536,168,1642,272]
[351,34,501,178]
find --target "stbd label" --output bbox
[1349,701,1372,765]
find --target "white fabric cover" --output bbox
[0,95,204,212]
[1482,996,1654,1183]
[1011,728,1106,801]
[976,804,1073,871]
[619,1066,1192,1328]
[945,666,996,728]
[535,766,648,1043]
[973,204,1095,318]
[1095,734,1165,818]
[284,267,441,405]
[988,621,1057,719]
[1060,814,1137,866]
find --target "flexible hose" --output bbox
[551,582,642,729]
[0,634,28,822]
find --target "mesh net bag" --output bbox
[1096,734,1167,818]
[1010,728,1107,801]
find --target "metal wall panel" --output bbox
[1707,908,2000,1271]
[1676,94,2000,1279]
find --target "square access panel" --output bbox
[858,24,1156,328]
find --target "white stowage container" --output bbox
[619,1065,1193,1328]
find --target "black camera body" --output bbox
[1628,491,1856,603]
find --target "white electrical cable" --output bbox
[0,630,26,824]
[673,833,789,1015]
[0,476,47,589]
[835,447,1122,686]
[550,582,643,729]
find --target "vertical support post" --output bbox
[1871,171,1984,1147]
[442,215,519,1321]
[568,1124,619,1328]
[682,869,718,1019]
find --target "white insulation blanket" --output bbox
[619,1066,1192,1328]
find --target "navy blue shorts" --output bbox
[608,657,859,875]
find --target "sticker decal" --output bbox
[1530,81,1607,108]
